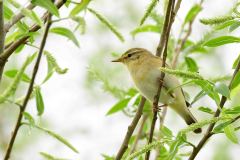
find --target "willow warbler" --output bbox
[112,48,201,133]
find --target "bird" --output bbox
[112,48,202,133]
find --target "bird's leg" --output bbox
[153,104,167,112]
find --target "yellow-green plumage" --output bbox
[112,48,201,133]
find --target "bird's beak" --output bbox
[111,57,123,62]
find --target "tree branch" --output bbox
[3,15,52,160]
[188,56,240,160]
[4,3,35,33]
[0,0,66,83]
[115,97,146,160]
[0,0,5,81]
[145,0,176,159]
[129,114,148,154]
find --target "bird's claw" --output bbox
[153,104,167,112]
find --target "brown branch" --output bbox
[0,1,5,81]
[145,1,176,160]
[115,97,146,160]
[188,56,240,160]
[0,0,66,83]
[3,15,52,160]
[172,0,203,68]
[129,114,148,154]
[4,3,35,33]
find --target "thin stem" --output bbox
[3,15,52,160]
[0,0,5,81]
[115,97,146,160]
[188,56,240,160]
[145,1,176,159]
[129,115,148,154]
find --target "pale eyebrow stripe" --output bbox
[126,49,143,55]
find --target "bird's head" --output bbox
[112,48,153,67]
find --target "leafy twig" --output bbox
[4,3,35,33]
[3,15,52,160]
[0,0,66,83]
[188,55,240,160]
[115,97,146,160]
[145,0,176,159]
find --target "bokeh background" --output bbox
[0,0,240,159]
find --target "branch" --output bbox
[4,3,35,33]
[129,115,148,154]
[188,56,240,160]
[0,0,66,83]
[3,15,52,160]
[115,97,146,160]
[0,0,4,81]
[145,0,176,159]
[172,0,203,68]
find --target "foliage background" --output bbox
[0,0,239,160]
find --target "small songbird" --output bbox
[112,48,201,133]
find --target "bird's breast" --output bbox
[129,67,170,104]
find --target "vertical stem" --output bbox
[115,97,146,160]
[145,0,176,159]
[3,16,52,160]
[0,0,5,81]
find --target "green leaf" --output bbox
[4,4,14,19]
[40,152,69,160]
[23,112,35,126]
[167,133,185,160]
[224,124,239,144]
[106,98,131,115]
[214,82,230,98]
[87,8,124,42]
[232,54,240,69]
[131,25,160,37]
[35,86,45,116]
[23,123,79,153]
[194,80,220,105]
[185,57,198,72]
[50,27,79,47]
[31,0,59,17]
[213,121,232,133]
[191,90,206,105]
[140,0,158,25]
[4,69,31,83]
[231,72,240,89]
[21,8,43,26]
[198,106,214,114]
[203,36,240,47]
[161,125,173,138]
[184,4,202,24]
[214,20,236,30]
[229,21,240,32]
[224,106,240,114]
[70,0,91,16]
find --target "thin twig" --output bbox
[172,0,204,68]
[145,1,176,159]
[0,0,5,81]
[4,3,35,33]
[115,97,146,160]
[188,56,240,160]
[129,115,148,154]
[3,15,52,160]
[0,0,66,83]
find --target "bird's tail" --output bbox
[183,111,202,134]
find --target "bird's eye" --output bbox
[128,54,132,58]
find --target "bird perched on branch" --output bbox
[112,48,201,133]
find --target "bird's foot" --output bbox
[153,104,167,112]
